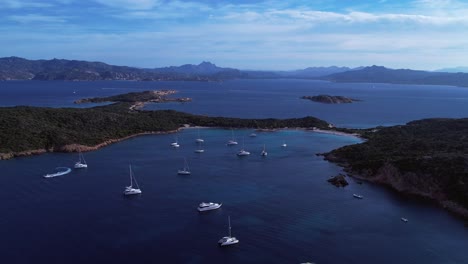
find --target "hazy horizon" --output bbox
[1,0,468,71]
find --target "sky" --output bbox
[1,0,468,70]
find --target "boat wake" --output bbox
[43,167,72,178]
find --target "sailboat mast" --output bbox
[129,165,133,187]
[228,216,232,237]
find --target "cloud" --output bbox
[0,0,53,8]
[94,0,161,10]
[7,14,68,23]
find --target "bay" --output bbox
[0,80,467,263]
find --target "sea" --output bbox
[0,80,467,264]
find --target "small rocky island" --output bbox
[302,95,359,104]
[327,174,349,187]
[74,90,191,110]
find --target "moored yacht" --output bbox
[261,144,267,156]
[177,158,191,175]
[74,151,87,169]
[197,202,222,212]
[123,165,142,195]
[218,216,239,246]
[237,149,250,156]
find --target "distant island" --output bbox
[323,118,468,219]
[74,90,191,110]
[301,95,359,104]
[3,56,468,87]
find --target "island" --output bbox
[323,118,468,219]
[74,90,191,110]
[0,91,329,159]
[327,174,349,187]
[301,95,359,104]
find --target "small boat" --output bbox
[195,128,204,143]
[353,194,363,199]
[123,165,142,195]
[237,137,250,156]
[227,129,238,146]
[237,149,250,156]
[218,216,239,246]
[249,133,257,137]
[74,151,88,169]
[194,142,204,153]
[261,144,267,156]
[170,137,180,148]
[281,142,287,147]
[177,158,191,175]
[401,217,408,222]
[197,202,222,212]
[43,167,72,178]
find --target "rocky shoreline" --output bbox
[324,153,468,219]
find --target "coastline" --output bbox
[0,130,179,160]
[339,165,468,220]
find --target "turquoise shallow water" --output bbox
[1,128,467,264]
[1,79,468,263]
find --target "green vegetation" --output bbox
[325,118,468,214]
[301,95,359,104]
[0,103,329,154]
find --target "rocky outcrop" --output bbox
[327,174,349,187]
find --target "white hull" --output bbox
[281,144,287,147]
[74,162,87,169]
[227,141,238,146]
[401,218,408,222]
[353,194,363,199]
[124,187,142,195]
[195,138,204,143]
[194,149,205,153]
[198,202,222,211]
[178,170,191,175]
[237,150,250,156]
[218,236,239,246]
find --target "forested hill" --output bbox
[0,57,242,81]
[324,118,468,218]
[321,65,468,87]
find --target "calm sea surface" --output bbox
[0,80,467,263]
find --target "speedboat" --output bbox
[197,202,222,212]
[237,149,250,156]
[353,194,363,199]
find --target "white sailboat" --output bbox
[170,137,180,148]
[227,129,238,145]
[281,141,287,147]
[218,216,239,246]
[194,141,205,153]
[237,137,250,156]
[195,128,204,143]
[123,165,142,195]
[261,144,267,156]
[74,151,88,169]
[177,158,191,175]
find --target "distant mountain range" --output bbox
[2,56,468,87]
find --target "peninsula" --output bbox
[323,118,468,219]
[74,90,191,110]
[301,95,359,104]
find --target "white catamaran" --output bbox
[123,165,142,195]
[218,216,239,246]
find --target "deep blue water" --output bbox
[2,79,468,128]
[1,80,468,263]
